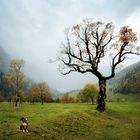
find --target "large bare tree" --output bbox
[59,19,140,112]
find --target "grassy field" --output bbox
[0,102,140,140]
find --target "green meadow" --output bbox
[0,102,140,140]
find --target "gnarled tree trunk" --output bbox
[97,79,106,112]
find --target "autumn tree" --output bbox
[79,83,98,104]
[28,82,52,104]
[59,19,140,112]
[69,96,76,103]
[28,84,39,103]
[77,91,87,103]
[7,59,27,106]
[18,90,27,102]
[61,93,69,103]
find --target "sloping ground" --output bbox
[0,103,140,140]
[108,61,140,94]
[109,61,140,84]
[106,93,140,102]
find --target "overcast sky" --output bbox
[0,0,140,92]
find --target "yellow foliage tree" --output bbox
[79,83,98,104]
[8,59,27,106]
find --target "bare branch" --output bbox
[61,69,76,75]
[59,19,139,81]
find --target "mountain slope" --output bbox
[50,88,62,97]
[108,61,140,94]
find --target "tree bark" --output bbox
[91,97,94,105]
[15,94,18,107]
[97,79,106,112]
[15,100,18,106]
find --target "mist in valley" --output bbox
[0,0,140,92]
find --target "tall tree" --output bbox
[37,82,52,104]
[59,19,140,112]
[8,59,26,106]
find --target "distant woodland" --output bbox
[108,61,140,94]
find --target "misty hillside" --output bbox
[108,61,140,94]
[67,89,80,97]
[51,88,62,97]
[0,46,10,72]
[0,46,61,98]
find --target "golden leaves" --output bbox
[4,75,13,81]
[119,26,137,42]
[10,59,24,65]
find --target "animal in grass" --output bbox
[20,117,28,132]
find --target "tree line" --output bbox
[0,59,98,105]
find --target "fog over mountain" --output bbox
[0,0,140,92]
[0,46,10,72]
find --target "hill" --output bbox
[0,46,11,97]
[108,61,140,94]
[67,89,80,97]
[50,88,62,97]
